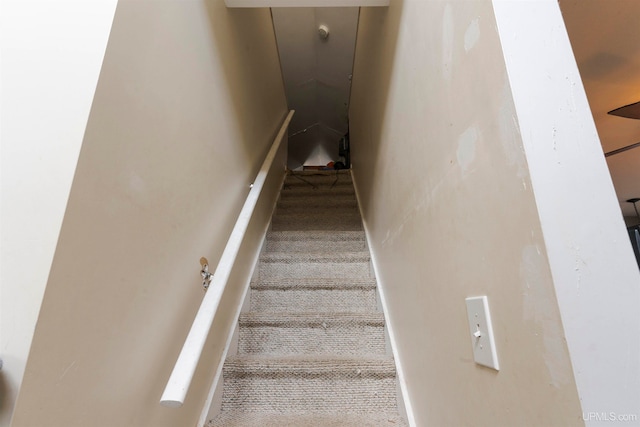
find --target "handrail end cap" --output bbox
[160,399,184,408]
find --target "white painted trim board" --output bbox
[493,1,640,422]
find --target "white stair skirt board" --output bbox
[226,0,388,8]
[206,170,408,426]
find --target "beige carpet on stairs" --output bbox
[208,170,407,427]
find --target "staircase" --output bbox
[209,170,406,426]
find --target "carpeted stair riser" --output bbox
[283,172,352,186]
[281,174,355,189]
[280,183,356,199]
[265,231,366,252]
[209,411,406,427]
[275,201,360,217]
[282,182,354,192]
[221,356,397,413]
[258,252,371,279]
[249,278,378,313]
[280,187,356,199]
[280,177,354,188]
[238,313,386,356]
[250,288,377,313]
[276,194,358,211]
[282,182,354,193]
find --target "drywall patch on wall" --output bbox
[128,173,151,208]
[521,245,572,389]
[457,126,478,172]
[542,325,573,389]
[464,18,480,52]
[498,80,528,179]
[350,1,583,424]
[442,4,454,81]
[129,174,146,194]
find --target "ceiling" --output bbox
[272,7,359,169]
[560,0,640,219]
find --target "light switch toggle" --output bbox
[465,296,499,371]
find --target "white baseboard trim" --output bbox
[351,172,417,427]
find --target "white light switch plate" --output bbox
[465,296,499,370]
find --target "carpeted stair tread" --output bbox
[224,354,396,376]
[208,411,407,427]
[271,210,362,219]
[273,204,360,219]
[266,230,365,239]
[258,252,371,277]
[272,210,362,219]
[284,172,351,181]
[265,232,366,252]
[239,312,385,326]
[250,277,377,290]
[250,289,377,313]
[258,252,371,279]
[283,180,353,188]
[271,214,363,231]
[273,207,359,220]
[276,194,358,210]
[238,313,386,356]
[260,252,370,263]
[283,179,352,188]
[258,252,370,275]
[279,186,356,197]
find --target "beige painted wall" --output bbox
[350,1,583,425]
[10,1,287,426]
[1,2,117,425]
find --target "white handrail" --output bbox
[160,110,294,408]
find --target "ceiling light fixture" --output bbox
[318,25,329,40]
